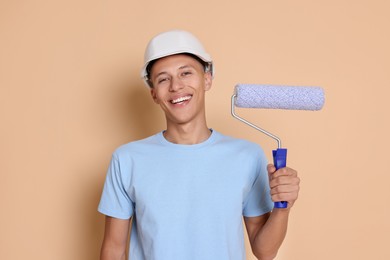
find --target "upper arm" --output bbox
[244,212,270,245]
[100,216,131,259]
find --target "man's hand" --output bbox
[267,164,300,209]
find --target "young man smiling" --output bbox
[99,30,300,260]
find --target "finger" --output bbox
[272,167,297,178]
[270,182,300,195]
[269,175,300,189]
[271,192,299,204]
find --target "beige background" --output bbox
[1,0,389,259]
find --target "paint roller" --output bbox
[231,84,325,208]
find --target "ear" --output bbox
[203,72,213,91]
[150,88,159,104]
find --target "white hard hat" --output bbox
[140,30,214,87]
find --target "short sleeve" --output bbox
[242,151,273,217]
[98,154,134,219]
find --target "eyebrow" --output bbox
[178,65,193,70]
[153,64,195,80]
[153,71,168,80]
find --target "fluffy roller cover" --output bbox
[234,84,325,110]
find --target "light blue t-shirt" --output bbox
[98,130,273,260]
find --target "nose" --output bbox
[169,76,184,92]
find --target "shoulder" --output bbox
[112,132,162,158]
[213,130,264,153]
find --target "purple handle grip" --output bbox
[272,148,288,208]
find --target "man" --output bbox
[99,30,300,260]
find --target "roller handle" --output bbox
[272,148,288,208]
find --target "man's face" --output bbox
[149,54,212,126]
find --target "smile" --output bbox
[170,95,192,104]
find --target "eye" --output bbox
[157,77,169,84]
[181,71,192,77]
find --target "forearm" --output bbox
[252,209,290,260]
[100,242,126,260]
[100,216,130,260]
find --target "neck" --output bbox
[164,121,211,145]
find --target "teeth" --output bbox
[171,95,191,104]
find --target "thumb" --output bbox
[267,164,276,179]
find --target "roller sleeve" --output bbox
[234,84,325,110]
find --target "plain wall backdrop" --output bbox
[1,0,389,259]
